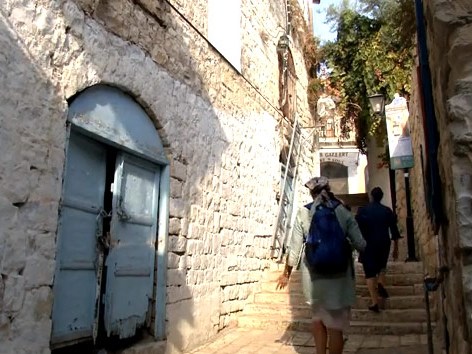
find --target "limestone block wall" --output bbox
[408,57,444,344]
[418,1,472,353]
[0,0,315,353]
[408,62,437,275]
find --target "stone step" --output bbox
[336,193,369,212]
[243,303,428,322]
[253,291,305,305]
[356,295,426,310]
[265,270,424,286]
[356,284,423,297]
[353,262,423,275]
[260,282,424,297]
[268,261,423,275]
[237,315,429,335]
[348,321,430,335]
[351,309,429,323]
[242,303,311,319]
[356,273,425,286]
[260,281,305,294]
[237,315,313,332]
[248,293,426,310]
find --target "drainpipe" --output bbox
[414,0,443,227]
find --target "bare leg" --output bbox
[378,272,386,287]
[377,271,389,308]
[313,320,327,354]
[327,328,344,354]
[366,277,378,306]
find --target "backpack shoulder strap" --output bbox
[333,201,350,238]
[329,199,342,210]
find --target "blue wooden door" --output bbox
[104,153,160,338]
[51,132,106,345]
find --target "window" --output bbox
[326,118,334,137]
[208,0,242,72]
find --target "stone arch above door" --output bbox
[68,84,168,165]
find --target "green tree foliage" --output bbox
[304,35,325,117]
[290,0,326,119]
[321,0,416,154]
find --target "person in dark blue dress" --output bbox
[356,187,401,312]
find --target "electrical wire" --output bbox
[163,0,284,119]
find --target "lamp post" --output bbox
[403,168,417,261]
[368,93,417,262]
[276,34,290,54]
[368,94,385,116]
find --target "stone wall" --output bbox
[0,0,316,353]
[408,59,437,274]
[411,1,472,353]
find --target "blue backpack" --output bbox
[304,201,351,275]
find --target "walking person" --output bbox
[276,177,366,354]
[355,187,401,313]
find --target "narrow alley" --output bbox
[1,0,472,354]
[187,260,433,354]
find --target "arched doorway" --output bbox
[51,85,169,349]
[321,161,349,194]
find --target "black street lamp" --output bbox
[276,34,290,54]
[368,94,385,116]
[403,168,417,261]
[367,93,417,262]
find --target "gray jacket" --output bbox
[287,200,366,309]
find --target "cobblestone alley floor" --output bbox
[187,328,429,354]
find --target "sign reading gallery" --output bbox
[320,150,359,166]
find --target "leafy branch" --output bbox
[319,0,415,156]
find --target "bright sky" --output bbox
[312,0,343,43]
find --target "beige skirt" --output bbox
[311,304,351,331]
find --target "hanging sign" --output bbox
[384,94,414,169]
[320,150,359,167]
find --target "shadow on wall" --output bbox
[0,0,232,352]
[57,0,230,352]
[0,8,66,354]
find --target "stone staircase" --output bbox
[238,261,432,336]
[336,193,370,214]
